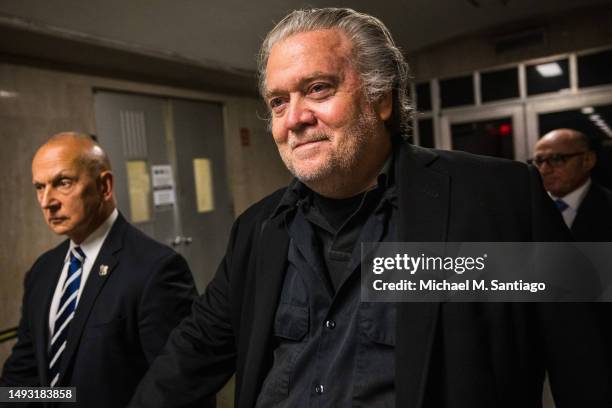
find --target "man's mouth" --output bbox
[291,137,329,150]
[49,216,67,224]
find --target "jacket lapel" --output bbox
[396,144,450,242]
[57,215,126,383]
[571,182,610,237]
[395,144,450,408]
[239,216,289,408]
[34,241,69,386]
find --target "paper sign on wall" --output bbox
[151,164,176,208]
[153,189,176,207]
[126,161,151,223]
[152,165,174,188]
[193,158,215,213]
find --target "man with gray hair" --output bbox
[131,8,610,407]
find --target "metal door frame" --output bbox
[440,103,527,161]
[525,88,612,158]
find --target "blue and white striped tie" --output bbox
[48,246,85,387]
[555,199,569,213]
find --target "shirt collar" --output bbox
[66,208,119,262]
[549,178,591,211]
[269,146,397,221]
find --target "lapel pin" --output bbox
[99,264,109,276]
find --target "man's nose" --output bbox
[39,187,59,210]
[284,97,316,132]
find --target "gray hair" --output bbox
[257,7,413,135]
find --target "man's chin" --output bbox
[543,182,560,195]
[544,185,562,196]
[291,164,334,183]
[47,223,69,236]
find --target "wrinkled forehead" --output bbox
[265,29,354,91]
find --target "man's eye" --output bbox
[269,98,286,110]
[549,155,564,163]
[309,83,330,95]
[58,178,73,188]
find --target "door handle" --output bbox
[171,236,193,246]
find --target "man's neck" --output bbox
[306,138,392,199]
[306,175,377,199]
[71,205,116,244]
[551,178,591,209]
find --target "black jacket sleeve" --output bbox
[1,262,42,388]
[129,221,242,408]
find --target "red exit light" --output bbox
[499,123,512,135]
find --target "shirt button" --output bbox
[324,320,336,329]
[315,384,325,394]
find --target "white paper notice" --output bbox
[152,165,174,188]
[153,189,176,207]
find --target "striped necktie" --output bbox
[49,246,85,387]
[555,199,569,212]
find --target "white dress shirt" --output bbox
[48,209,119,338]
[549,178,591,229]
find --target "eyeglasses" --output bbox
[527,152,587,168]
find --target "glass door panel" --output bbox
[451,117,514,159]
[440,105,526,161]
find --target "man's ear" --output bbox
[584,151,597,172]
[99,170,114,202]
[375,91,393,122]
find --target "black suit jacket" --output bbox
[131,143,611,407]
[569,181,612,372]
[571,181,612,241]
[1,213,197,408]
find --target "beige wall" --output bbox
[223,98,292,215]
[0,62,290,366]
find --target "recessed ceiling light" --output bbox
[581,107,595,115]
[0,90,17,98]
[535,62,563,77]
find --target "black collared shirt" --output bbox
[256,154,398,407]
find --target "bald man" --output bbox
[532,128,612,240]
[0,133,197,407]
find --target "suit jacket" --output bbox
[1,213,197,408]
[131,143,611,408]
[570,181,612,371]
[571,181,612,241]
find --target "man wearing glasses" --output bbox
[530,128,612,240]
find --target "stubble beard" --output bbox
[281,110,378,188]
